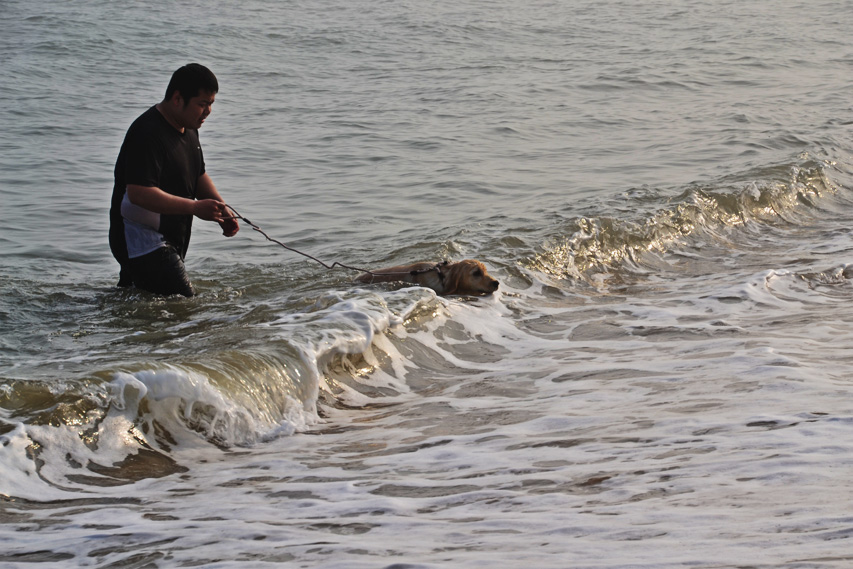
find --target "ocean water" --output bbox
[3,0,853,567]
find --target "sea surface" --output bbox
[3,0,853,567]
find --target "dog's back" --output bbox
[355,260,499,296]
[355,262,438,284]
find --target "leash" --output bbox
[224,204,446,279]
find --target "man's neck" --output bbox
[155,102,184,133]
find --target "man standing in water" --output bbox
[109,63,238,297]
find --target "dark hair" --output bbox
[163,63,218,106]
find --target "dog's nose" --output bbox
[490,279,499,291]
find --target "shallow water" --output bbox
[3,0,853,567]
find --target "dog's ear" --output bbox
[441,263,464,295]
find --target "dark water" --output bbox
[3,0,853,567]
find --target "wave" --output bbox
[529,152,846,281]
[0,288,438,497]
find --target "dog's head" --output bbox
[443,260,500,296]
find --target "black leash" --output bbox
[224,204,446,279]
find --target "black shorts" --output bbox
[127,245,195,297]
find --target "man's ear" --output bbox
[167,90,184,107]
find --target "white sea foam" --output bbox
[4,261,853,567]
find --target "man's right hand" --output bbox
[192,199,229,223]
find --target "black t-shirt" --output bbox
[109,105,206,267]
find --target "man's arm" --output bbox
[195,172,224,201]
[126,183,228,222]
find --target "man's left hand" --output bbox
[220,217,239,237]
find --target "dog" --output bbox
[355,259,499,296]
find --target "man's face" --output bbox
[177,89,216,130]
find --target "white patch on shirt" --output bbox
[121,192,165,258]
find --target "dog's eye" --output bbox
[473,269,483,277]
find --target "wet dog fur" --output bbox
[355,259,499,296]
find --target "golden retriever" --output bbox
[355,259,499,296]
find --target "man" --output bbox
[109,63,238,297]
